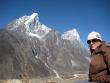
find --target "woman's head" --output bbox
[87,31,102,50]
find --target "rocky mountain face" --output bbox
[0,29,52,79]
[0,13,90,79]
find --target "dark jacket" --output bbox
[89,42,110,83]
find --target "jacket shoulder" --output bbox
[101,41,110,48]
[101,42,110,53]
[102,43,110,56]
[105,43,110,47]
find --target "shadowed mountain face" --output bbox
[0,29,51,79]
[0,13,90,79]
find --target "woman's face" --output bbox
[87,39,101,50]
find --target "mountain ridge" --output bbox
[7,13,81,43]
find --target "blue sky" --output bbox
[0,0,110,47]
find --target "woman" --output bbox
[87,31,110,83]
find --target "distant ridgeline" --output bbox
[0,13,90,79]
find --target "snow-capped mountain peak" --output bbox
[61,28,80,41]
[25,13,38,29]
[30,13,38,18]
[8,13,52,39]
[16,13,38,24]
[8,13,39,30]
